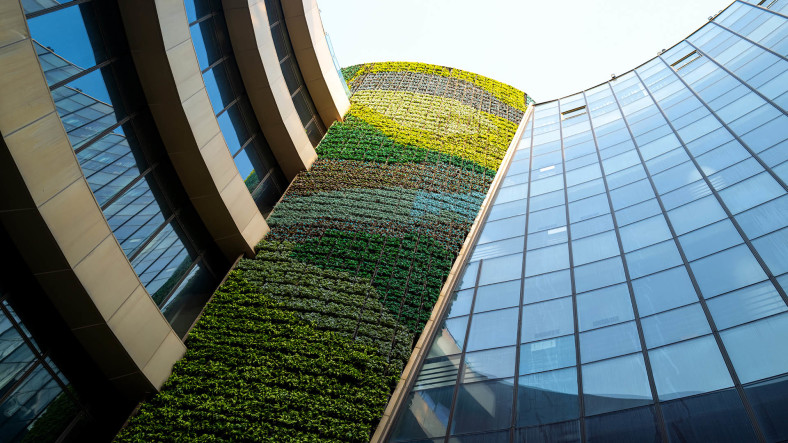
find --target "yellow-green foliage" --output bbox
[347,61,526,112]
[350,92,518,170]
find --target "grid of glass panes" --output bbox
[185,0,288,215]
[263,0,328,146]
[24,1,222,337]
[389,2,788,441]
[0,286,84,442]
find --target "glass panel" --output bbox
[160,261,215,337]
[625,240,682,279]
[478,254,523,286]
[517,368,579,427]
[678,219,743,261]
[525,245,568,277]
[707,281,788,330]
[618,215,672,253]
[584,406,660,443]
[752,228,788,276]
[690,245,768,298]
[465,308,518,352]
[667,195,727,235]
[474,280,520,314]
[631,266,698,316]
[52,69,123,150]
[523,270,572,304]
[579,321,641,363]
[577,284,634,331]
[471,237,524,261]
[522,298,574,343]
[582,353,653,415]
[217,104,250,155]
[130,222,194,303]
[641,303,710,348]
[571,231,619,266]
[660,389,757,443]
[745,375,788,443]
[735,195,788,239]
[447,290,475,319]
[721,313,788,383]
[478,216,526,244]
[574,257,626,293]
[428,317,469,359]
[463,346,516,383]
[519,335,576,375]
[390,386,455,441]
[649,336,733,401]
[0,364,64,442]
[451,379,514,435]
[515,420,581,443]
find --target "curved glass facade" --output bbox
[390,2,788,441]
[264,0,328,146]
[23,1,226,337]
[0,280,85,442]
[185,0,288,215]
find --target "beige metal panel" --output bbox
[118,0,268,260]
[0,2,184,399]
[370,106,534,442]
[281,0,350,128]
[223,0,317,181]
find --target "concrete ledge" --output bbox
[281,0,350,129]
[118,0,268,260]
[0,2,184,400]
[223,0,317,181]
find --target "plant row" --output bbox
[117,245,412,442]
[346,62,528,112]
[285,159,493,197]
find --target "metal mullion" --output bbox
[443,259,484,442]
[738,0,788,19]
[510,114,535,440]
[623,72,769,443]
[126,212,177,264]
[200,55,231,75]
[215,97,242,118]
[652,56,788,304]
[73,117,133,156]
[556,101,586,442]
[0,359,43,406]
[188,11,218,27]
[710,20,788,62]
[48,58,116,92]
[133,231,187,289]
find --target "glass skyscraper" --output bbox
[389,1,788,441]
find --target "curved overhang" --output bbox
[0,0,184,399]
[117,0,269,260]
[222,0,318,181]
[281,0,351,129]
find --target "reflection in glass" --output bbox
[517,368,579,427]
[451,379,514,435]
[582,353,653,415]
[649,336,733,401]
[721,313,788,383]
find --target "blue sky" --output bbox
[318,0,730,102]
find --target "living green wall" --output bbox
[116,62,527,442]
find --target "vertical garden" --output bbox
[116,62,527,442]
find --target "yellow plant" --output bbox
[347,62,527,112]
